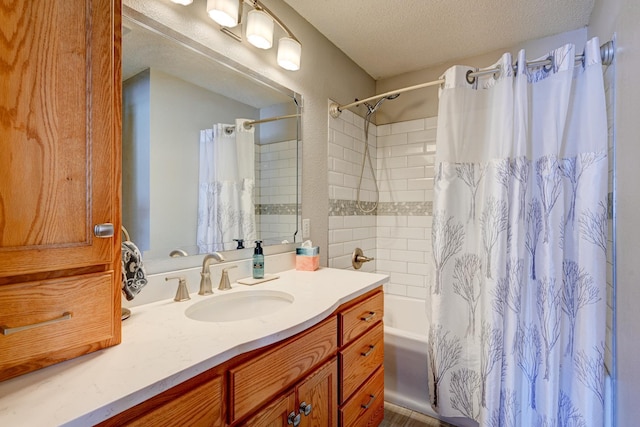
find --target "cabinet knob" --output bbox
[287,411,301,426]
[94,223,115,238]
[299,401,312,416]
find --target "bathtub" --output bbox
[383,294,435,417]
[383,295,475,427]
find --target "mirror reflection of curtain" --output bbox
[197,119,256,252]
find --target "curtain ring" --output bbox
[543,55,554,72]
[493,64,501,80]
[466,69,476,85]
[224,126,235,135]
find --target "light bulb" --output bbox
[246,9,274,49]
[207,0,239,28]
[277,37,301,71]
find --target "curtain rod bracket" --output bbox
[329,103,342,118]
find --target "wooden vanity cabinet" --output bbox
[0,0,122,380]
[99,287,384,427]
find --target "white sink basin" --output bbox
[185,290,295,322]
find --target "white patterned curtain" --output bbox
[429,38,608,427]
[197,119,256,252]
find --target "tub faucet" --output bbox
[199,252,225,295]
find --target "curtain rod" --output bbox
[243,114,300,129]
[223,113,301,133]
[329,40,615,119]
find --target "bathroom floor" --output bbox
[382,402,457,427]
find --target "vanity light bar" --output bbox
[176,0,302,71]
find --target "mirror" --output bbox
[122,7,301,272]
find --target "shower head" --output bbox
[364,93,400,115]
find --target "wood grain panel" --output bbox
[339,291,383,346]
[125,376,223,427]
[0,272,116,381]
[339,322,384,404]
[339,366,384,427]
[297,358,338,427]
[229,316,338,423]
[97,371,224,427]
[243,392,295,427]
[0,0,116,276]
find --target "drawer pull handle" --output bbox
[361,344,375,357]
[287,411,301,426]
[1,312,72,336]
[299,401,312,416]
[361,393,376,409]
[360,311,376,322]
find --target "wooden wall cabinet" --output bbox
[0,0,122,380]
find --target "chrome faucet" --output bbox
[199,252,225,295]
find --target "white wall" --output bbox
[122,69,151,250]
[589,0,640,424]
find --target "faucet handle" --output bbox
[166,276,190,302]
[218,265,238,291]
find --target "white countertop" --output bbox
[0,267,388,426]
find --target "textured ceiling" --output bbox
[282,0,595,79]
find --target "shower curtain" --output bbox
[197,119,256,252]
[429,38,607,426]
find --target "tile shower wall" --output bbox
[328,106,378,273]
[375,118,436,299]
[255,140,299,245]
[328,102,436,299]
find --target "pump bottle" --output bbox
[252,240,264,279]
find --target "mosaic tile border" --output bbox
[329,199,433,216]
[255,203,299,215]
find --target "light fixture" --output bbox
[207,0,240,28]
[277,37,301,71]
[201,0,302,71]
[246,9,274,49]
[171,0,194,5]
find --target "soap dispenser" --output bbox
[253,240,264,279]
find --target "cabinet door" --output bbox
[244,393,296,427]
[97,373,224,427]
[297,358,338,427]
[125,375,224,427]
[0,0,119,277]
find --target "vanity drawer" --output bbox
[339,366,384,427]
[0,272,116,380]
[228,315,338,423]
[339,290,383,346]
[339,321,384,404]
